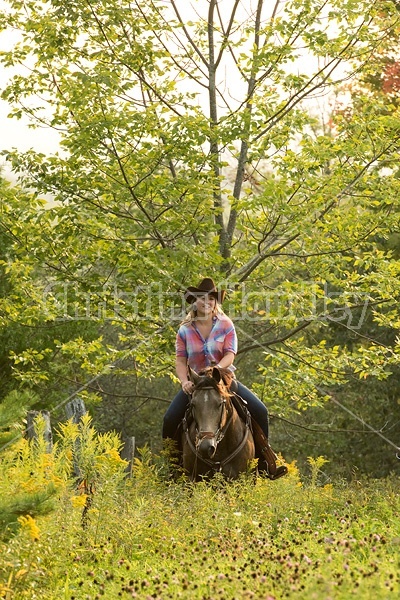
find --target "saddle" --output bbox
[230,393,288,480]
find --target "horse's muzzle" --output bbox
[197,434,217,458]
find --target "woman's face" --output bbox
[195,294,216,316]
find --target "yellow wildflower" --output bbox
[286,460,300,477]
[105,448,126,464]
[18,515,40,541]
[0,583,12,598]
[323,483,334,497]
[71,494,88,508]
[96,448,127,469]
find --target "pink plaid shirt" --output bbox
[176,313,237,373]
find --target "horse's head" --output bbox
[188,367,231,459]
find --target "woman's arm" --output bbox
[176,355,189,384]
[219,321,237,369]
[216,351,235,369]
[176,355,194,394]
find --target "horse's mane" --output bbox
[196,367,233,400]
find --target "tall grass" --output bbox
[0,418,399,599]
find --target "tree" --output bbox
[0,0,399,438]
[0,175,102,447]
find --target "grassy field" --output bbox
[0,420,399,599]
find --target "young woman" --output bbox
[162,277,287,479]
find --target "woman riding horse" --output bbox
[162,277,287,480]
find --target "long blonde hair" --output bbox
[180,301,225,326]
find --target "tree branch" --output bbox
[222,0,264,268]
[169,0,209,68]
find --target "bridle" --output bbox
[183,383,251,472]
[191,386,232,451]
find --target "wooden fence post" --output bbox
[65,397,87,424]
[120,436,136,477]
[26,410,53,452]
[65,397,87,479]
[26,400,135,483]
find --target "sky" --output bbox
[0,2,60,181]
[0,0,262,152]
[0,0,339,183]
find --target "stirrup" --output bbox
[265,465,288,480]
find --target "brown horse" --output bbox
[182,367,255,480]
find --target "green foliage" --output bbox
[0,413,127,543]
[270,365,400,480]
[307,455,330,488]
[0,432,399,599]
[0,175,101,421]
[0,0,400,463]
[0,484,57,540]
[0,390,38,447]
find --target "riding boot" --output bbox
[258,443,288,480]
[251,418,288,481]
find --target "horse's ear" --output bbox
[188,367,201,385]
[212,366,222,383]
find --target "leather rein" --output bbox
[183,386,251,472]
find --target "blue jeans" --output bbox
[162,380,269,439]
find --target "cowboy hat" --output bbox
[184,277,226,304]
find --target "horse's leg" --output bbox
[182,424,211,481]
[219,412,255,479]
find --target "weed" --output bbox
[0,425,399,600]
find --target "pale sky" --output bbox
[0,2,60,180]
[0,0,339,183]
[0,98,60,183]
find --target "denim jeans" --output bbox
[162,380,269,439]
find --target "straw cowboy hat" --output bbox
[184,277,226,304]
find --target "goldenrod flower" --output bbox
[286,460,300,478]
[323,483,334,497]
[18,514,40,541]
[71,494,88,508]
[106,448,126,464]
[96,448,127,469]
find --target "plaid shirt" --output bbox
[176,313,237,373]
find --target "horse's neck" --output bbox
[221,400,245,446]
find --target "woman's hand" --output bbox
[182,380,194,395]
